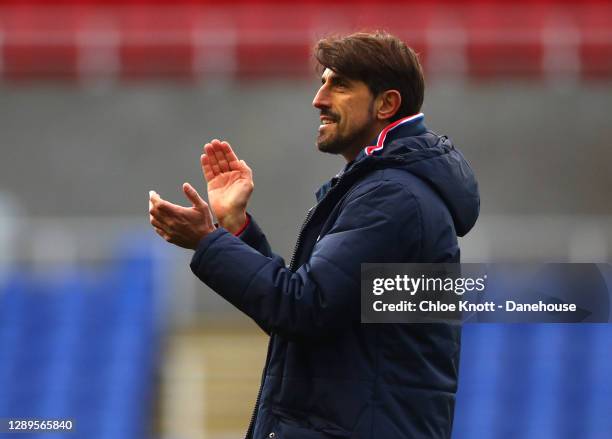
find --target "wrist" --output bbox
[218,212,248,235]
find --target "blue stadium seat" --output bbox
[0,235,163,439]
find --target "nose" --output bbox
[312,84,330,110]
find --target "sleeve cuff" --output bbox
[193,227,228,260]
[233,213,251,236]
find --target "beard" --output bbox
[316,106,376,156]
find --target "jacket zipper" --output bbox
[243,205,316,439]
[288,206,316,271]
[243,173,348,439]
[289,172,348,270]
[244,336,273,439]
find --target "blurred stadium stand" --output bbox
[455,324,612,438]
[0,234,165,439]
[0,0,611,438]
[0,0,611,81]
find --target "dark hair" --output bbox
[314,32,424,120]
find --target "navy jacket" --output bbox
[191,113,480,439]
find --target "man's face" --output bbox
[312,68,378,157]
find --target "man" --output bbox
[149,32,479,439]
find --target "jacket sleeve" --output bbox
[190,181,422,339]
[235,213,274,258]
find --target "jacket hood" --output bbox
[349,114,480,237]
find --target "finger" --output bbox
[204,143,220,175]
[149,190,164,209]
[220,141,240,169]
[150,207,173,229]
[183,182,207,209]
[153,226,171,242]
[240,160,252,172]
[240,160,253,178]
[150,214,169,230]
[149,192,170,211]
[152,197,189,217]
[205,143,221,175]
[212,142,230,173]
[201,154,215,182]
[220,141,238,160]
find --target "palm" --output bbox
[207,166,252,219]
[201,140,254,222]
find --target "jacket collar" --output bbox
[348,112,427,167]
[315,113,427,202]
[363,112,426,156]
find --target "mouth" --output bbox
[319,116,338,130]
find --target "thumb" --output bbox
[182,182,206,208]
[240,160,253,177]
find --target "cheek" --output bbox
[344,106,370,130]
[337,95,370,131]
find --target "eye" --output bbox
[333,79,349,90]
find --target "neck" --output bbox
[341,120,388,162]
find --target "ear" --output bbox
[375,90,402,122]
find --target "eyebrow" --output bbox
[322,74,350,87]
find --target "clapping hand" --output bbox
[148,183,215,250]
[202,139,254,234]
